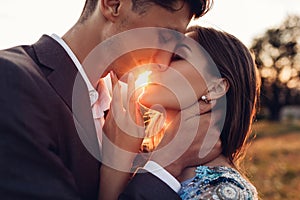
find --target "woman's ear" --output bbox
[199,78,229,114]
[100,0,121,21]
[208,78,229,100]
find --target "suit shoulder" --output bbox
[0,45,41,78]
[0,45,31,67]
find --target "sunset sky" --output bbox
[1,0,300,49]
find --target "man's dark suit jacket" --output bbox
[0,35,180,200]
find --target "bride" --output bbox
[101,26,260,200]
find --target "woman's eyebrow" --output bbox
[175,43,192,52]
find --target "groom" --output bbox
[0,0,217,199]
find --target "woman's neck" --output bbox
[163,110,233,182]
[176,154,233,182]
[165,109,179,123]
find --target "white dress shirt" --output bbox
[50,34,181,193]
[51,34,110,149]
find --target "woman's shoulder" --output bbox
[178,166,258,200]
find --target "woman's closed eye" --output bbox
[171,53,184,61]
[172,43,192,61]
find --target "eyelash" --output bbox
[171,53,183,61]
[172,45,190,61]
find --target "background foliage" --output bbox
[251,15,300,121]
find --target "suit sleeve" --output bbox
[119,169,181,200]
[0,58,82,200]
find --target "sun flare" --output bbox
[135,70,152,88]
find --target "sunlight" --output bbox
[287,78,299,89]
[279,66,292,83]
[260,67,277,79]
[135,70,166,152]
[135,70,152,88]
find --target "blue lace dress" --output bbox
[178,166,257,200]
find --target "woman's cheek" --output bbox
[139,84,180,110]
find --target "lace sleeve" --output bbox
[178,166,258,200]
[181,182,256,200]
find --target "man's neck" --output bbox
[62,19,108,88]
[62,23,100,64]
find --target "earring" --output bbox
[201,95,210,104]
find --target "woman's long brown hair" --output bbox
[187,26,261,168]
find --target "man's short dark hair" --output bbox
[80,0,98,22]
[79,0,212,22]
[131,0,212,18]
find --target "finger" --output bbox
[127,72,135,118]
[135,105,144,127]
[110,71,123,112]
[127,73,144,127]
[155,114,180,150]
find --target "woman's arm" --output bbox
[99,165,131,200]
[99,72,144,199]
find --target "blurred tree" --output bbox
[251,15,300,121]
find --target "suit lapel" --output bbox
[32,35,101,159]
[33,35,78,111]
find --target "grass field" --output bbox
[244,120,300,200]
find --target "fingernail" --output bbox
[128,72,134,80]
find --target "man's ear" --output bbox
[100,0,121,21]
[208,78,229,100]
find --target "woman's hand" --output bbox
[150,101,222,178]
[99,71,145,200]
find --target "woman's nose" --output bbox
[152,50,173,72]
[152,63,169,72]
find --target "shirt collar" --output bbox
[93,79,111,119]
[50,33,99,106]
